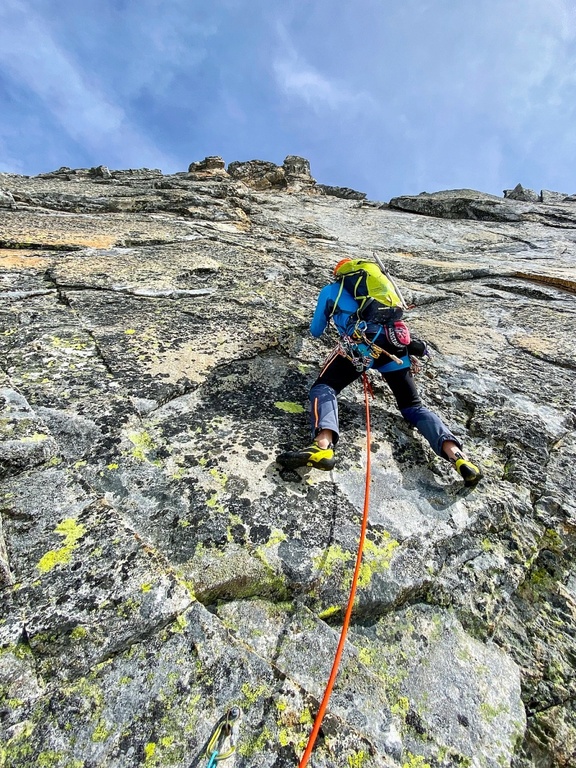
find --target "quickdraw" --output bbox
[204,706,242,767]
[338,335,375,372]
[409,355,424,375]
[409,346,432,375]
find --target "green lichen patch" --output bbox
[241,681,270,709]
[49,334,90,352]
[189,542,288,603]
[237,726,273,758]
[274,400,305,413]
[312,530,399,594]
[5,500,192,686]
[70,626,88,641]
[313,543,353,577]
[318,605,342,621]
[127,430,157,462]
[36,518,86,573]
[143,741,156,762]
[357,532,400,588]
[20,432,49,443]
[402,752,431,768]
[347,750,369,768]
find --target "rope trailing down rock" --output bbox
[298,373,374,768]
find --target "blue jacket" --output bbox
[309,282,411,372]
[310,282,359,338]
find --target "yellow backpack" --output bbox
[333,259,404,323]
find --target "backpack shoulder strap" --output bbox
[329,279,346,318]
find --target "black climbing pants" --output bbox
[309,349,461,458]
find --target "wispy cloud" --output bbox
[368,0,576,195]
[1,0,575,197]
[79,1,216,103]
[274,57,351,110]
[0,0,178,169]
[272,23,378,115]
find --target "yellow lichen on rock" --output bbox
[36,518,87,573]
[274,401,305,413]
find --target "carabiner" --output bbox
[205,707,243,763]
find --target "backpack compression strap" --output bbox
[330,270,367,318]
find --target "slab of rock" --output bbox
[0,386,58,479]
[0,189,15,207]
[0,158,575,767]
[351,605,526,768]
[217,599,403,760]
[317,184,367,200]
[540,188,571,203]
[187,155,226,173]
[283,155,317,191]
[0,497,193,683]
[389,189,527,222]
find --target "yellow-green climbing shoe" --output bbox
[277,442,336,471]
[453,454,483,487]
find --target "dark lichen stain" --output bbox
[250,524,272,544]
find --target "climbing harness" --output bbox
[338,334,376,372]
[298,372,374,768]
[204,706,242,766]
[338,320,403,371]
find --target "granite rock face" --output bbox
[0,160,575,768]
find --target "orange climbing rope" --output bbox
[298,372,373,768]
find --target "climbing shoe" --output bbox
[452,453,483,487]
[277,442,336,471]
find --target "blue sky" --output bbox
[1,0,575,200]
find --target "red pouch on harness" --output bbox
[385,320,411,349]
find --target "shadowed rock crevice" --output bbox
[0,240,84,251]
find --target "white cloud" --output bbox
[272,22,378,115]
[0,0,177,169]
[274,58,338,108]
[96,1,214,102]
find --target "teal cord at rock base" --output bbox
[298,372,374,768]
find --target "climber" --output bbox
[276,260,482,487]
